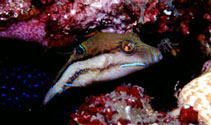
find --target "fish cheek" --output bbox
[124,51,148,66]
[91,48,98,55]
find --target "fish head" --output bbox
[117,39,163,68]
[92,39,163,81]
[43,32,163,105]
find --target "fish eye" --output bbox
[75,44,85,57]
[121,40,135,54]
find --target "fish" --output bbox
[43,32,163,104]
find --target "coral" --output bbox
[178,105,198,123]
[0,0,39,22]
[0,19,47,45]
[69,85,199,124]
[0,0,158,47]
[2,0,210,48]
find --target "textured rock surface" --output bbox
[178,66,211,124]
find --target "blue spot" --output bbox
[17,75,21,79]
[11,73,15,76]
[33,94,39,98]
[5,76,9,79]
[33,75,37,79]
[1,93,6,97]
[0,73,2,76]
[23,80,27,84]
[22,92,26,95]
[27,74,31,78]
[8,98,12,101]
[17,67,21,71]
[33,68,37,72]
[38,73,41,77]
[11,87,15,91]
[34,84,39,87]
[47,78,50,81]
[43,73,46,76]
[26,95,30,98]
[15,97,19,100]
[1,86,6,89]
[28,85,32,88]
[1,102,6,106]
[40,81,44,84]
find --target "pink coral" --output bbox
[0,0,164,48]
[0,0,210,48]
[0,0,35,21]
[0,19,47,45]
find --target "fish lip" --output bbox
[158,51,163,61]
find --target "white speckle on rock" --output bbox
[64,14,68,19]
[125,106,131,120]
[164,9,172,15]
[183,104,190,109]
[70,9,76,15]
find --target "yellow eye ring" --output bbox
[121,40,135,54]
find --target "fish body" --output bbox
[44,32,163,104]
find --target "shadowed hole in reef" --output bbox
[0,27,206,124]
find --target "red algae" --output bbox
[69,85,200,124]
[179,105,198,123]
[0,0,209,48]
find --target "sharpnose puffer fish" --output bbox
[43,32,163,104]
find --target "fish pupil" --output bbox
[121,40,135,54]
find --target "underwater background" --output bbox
[0,25,206,124]
[0,0,210,124]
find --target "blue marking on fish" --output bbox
[120,63,146,67]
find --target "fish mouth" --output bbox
[158,51,163,62]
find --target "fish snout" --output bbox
[148,47,163,64]
[157,49,163,62]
